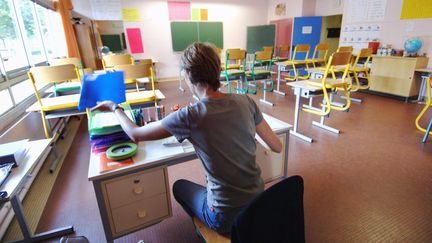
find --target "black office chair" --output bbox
[194,176,305,243]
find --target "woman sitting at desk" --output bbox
[92,42,282,234]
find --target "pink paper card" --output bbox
[126,28,144,54]
[168,1,191,20]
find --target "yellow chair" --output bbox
[221,49,247,93]
[263,46,274,55]
[102,54,134,70]
[274,44,290,62]
[348,48,373,91]
[416,76,432,138]
[221,48,242,71]
[28,64,82,138]
[309,43,329,68]
[305,51,352,116]
[49,57,93,95]
[113,63,157,105]
[282,44,311,81]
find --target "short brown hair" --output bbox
[180,42,221,91]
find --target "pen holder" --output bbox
[133,105,165,126]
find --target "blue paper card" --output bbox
[78,71,126,111]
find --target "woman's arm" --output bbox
[256,119,282,153]
[91,101,171,142]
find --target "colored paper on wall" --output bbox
[126,28,144,54]
[122,8,140,22]
[192,8,200,20]
[168,1,191,20]
[200,9,208,21]
[401,0,432,19]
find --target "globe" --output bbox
[101,46,110,55]
[404,37,422,54]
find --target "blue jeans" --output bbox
[173,179,242,234]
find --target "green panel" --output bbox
[198,22,223,49]
[246,25,276,53]
[100,34,123,52]
[171,22,199,51]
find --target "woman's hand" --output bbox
[91,101,117,112]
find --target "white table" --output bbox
[88,114,292,242]
[0,139,74,242]
[287,81,341,143]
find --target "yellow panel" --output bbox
[400,0,432,20]
[122,8,140,22]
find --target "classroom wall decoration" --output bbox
[339,24,381,51]
[126,28,144,54]
[90,0,122,20]
[275,3,286,16]
[122,8,140,22]
[345,0,387,23]
[246,25,276,53]
[168,1,191,20]
[400,0,432,20]
[192,8,209,21]
[171,22,223,51]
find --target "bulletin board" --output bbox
[170,22,223,51]
[246,25,276,53]
[100,34,123,52]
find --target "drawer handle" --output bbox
[137,210,147,219]
[133,187,143,195]
[133,179,140,184]
[264,151,268,155]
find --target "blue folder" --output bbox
[78,71,126,111]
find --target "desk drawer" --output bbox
[256,134,286,182]
[112,193,170,234]
[105,168,167,209]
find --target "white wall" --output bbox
[267,0,303,21]
[315,0,344,16]
[302,0,316,16]
[121,0,269,79]
[72,0,93,19]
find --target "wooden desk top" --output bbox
[286,80,324,92]
[26,90,166,112]
[88,113,292,181]
[415,68,432,73]
[0,139,52,201]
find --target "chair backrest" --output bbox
[292,44,310,60]
[231,176,305,243]
[225,49,246,70]
[352,48,373,68]
[312,43,329,60]
[323,51,352,81]
[337,46,353,53]
[28,64,80,84]
[262,46,274,56]
[49,57,81,68]
[113,63,152,80]
[277,44,290,58]
[102,54,134,69]
[138,59,153,65]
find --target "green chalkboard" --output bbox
[101,34,123,52]
[171,22,199,52]
[171,22,223,51]
[246,25,276,53]
[198,22,223,48]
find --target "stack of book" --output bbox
[88,106,135,153]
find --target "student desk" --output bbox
[414,68,432,103]
[0,139,74,242]
[287,81,341,143]
[26,90,166,137]
[274,60,309,96]
[88,114,292,242]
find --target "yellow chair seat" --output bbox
[37,94,80,111]
[307,79,347,88]
[221,69,245,76]
[227,64,241,69]
[193,217,230,243]
[285,60,308,65]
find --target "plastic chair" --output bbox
[49,57,91,96]
[28,64,82,138]
[349,48,373,91]
[102,54,134,70]
[221,49,247,93]
[193,176,305,243]
[245,51,274,105]
[337,46,354,53]
[262,46,274,56]
[274,44,290,62]
[416,76,432,139]
[113,63,157,105]
[309,43,329,68]
[305,51,352,116]
[283,44,311,81]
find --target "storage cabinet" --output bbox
[370,56,429,98]
[101,166,171,237]
[256,133,286,182]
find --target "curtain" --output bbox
[54,0,81,59]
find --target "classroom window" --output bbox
[0,0,67,118]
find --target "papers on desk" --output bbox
[0,139,29,167]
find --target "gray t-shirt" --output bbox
[161,93,264,212]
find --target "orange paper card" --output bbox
[99,153,134,173]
